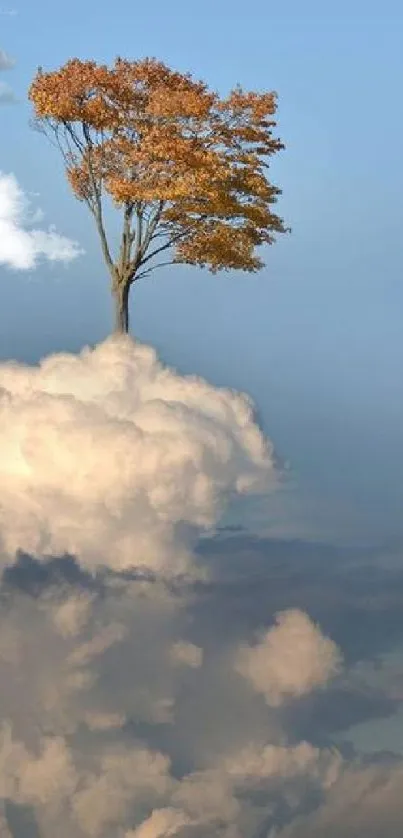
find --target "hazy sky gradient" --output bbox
[1,5,403,836]
[1,0,402,545]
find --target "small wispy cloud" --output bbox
[0,46,16,102]
[0,48,14,69]
[0,171,84,270]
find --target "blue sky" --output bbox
[3,6,403,830]
[1,0,403,545]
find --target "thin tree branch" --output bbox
[63,121,86,155]
[137,229,188,268]
[127,200,166,277]
[134,260,175,281]
[139,200,165,256]
[81,121,115,277]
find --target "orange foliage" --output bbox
[29,57,287,283]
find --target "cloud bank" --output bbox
[0,576,343,838]
[0,336,400,837]
[0,172,83,269]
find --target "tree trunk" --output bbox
[113,282,130,335]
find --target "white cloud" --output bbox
[0,716,173,838]
[0,336,275,574]
[0,172,83,268]
[170,641,203,668]
[235,609,342,705]
[127,807,192,838]
[0,726,77,807]
[72,745,172,837]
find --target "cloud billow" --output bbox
[0,578,344,838]
[0,172,83,269]
[0,334,357,837]
[0,336,276,575]
[235,609,342,706]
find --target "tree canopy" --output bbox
[29,57,287,332]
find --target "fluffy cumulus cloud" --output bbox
[0,335,399,836]
[235,609,342,706]
[0,336,275,574]
[126,807,192,838]
[0,172,83,269]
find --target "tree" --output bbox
[29,57,287,335]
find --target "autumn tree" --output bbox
[29,57,287,335]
